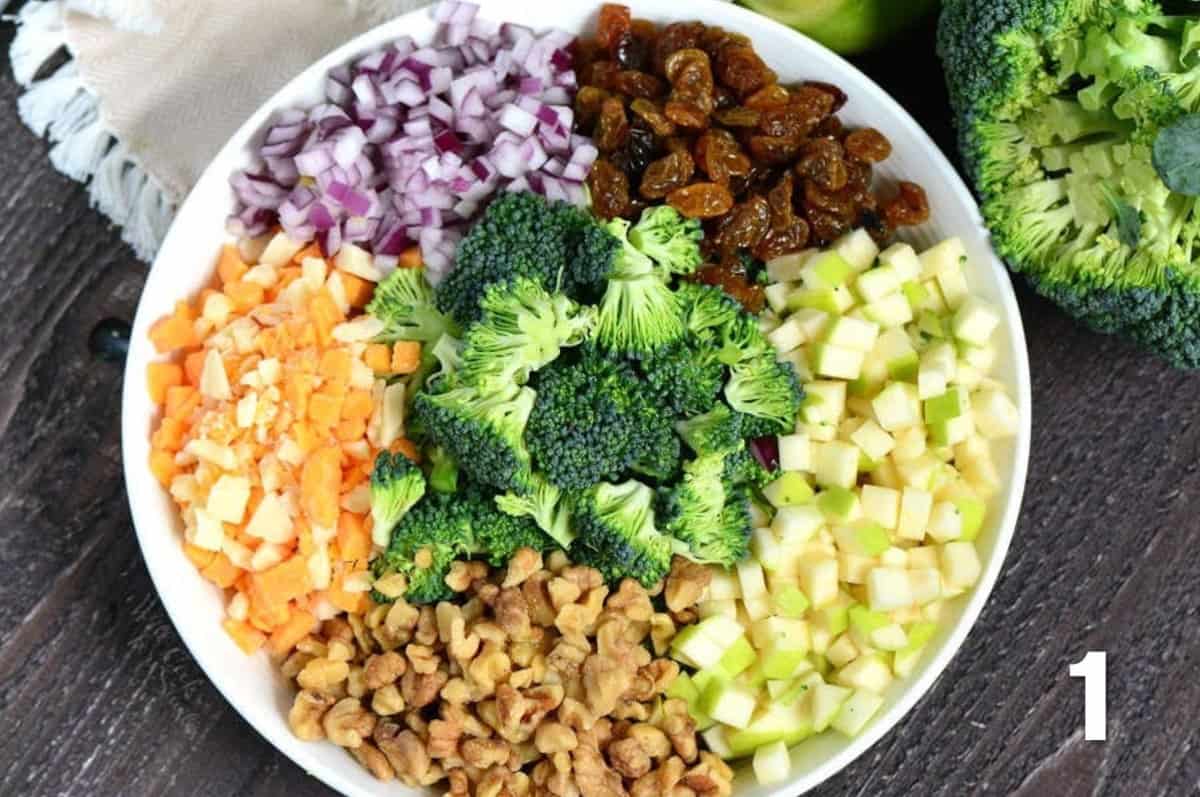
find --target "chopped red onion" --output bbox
[749,437,781,472]
[230,0,594,262]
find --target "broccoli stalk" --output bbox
[369,451,427,548]
[366,266,459,343]
[570,480,675,587]
[594,218,685,356]
[939,0,1200,367]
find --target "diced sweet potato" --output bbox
[268,608,318,655]
[390,341,421,374]
[223,618,266,654]
[217,245,249,285]
[300,445,342,528]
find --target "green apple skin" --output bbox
[740,0,939,55]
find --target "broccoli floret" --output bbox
[939,0,1200,367]
[638,339,726,417]
[570,480,674,587]
[456,278,595,392]
[630,419,683,483]
[724,356,804,438]
[427,445,459,493]
[408,333,463,405]
[495,475,575,549]
[525,349,670,489]
[722,443,778,489]
[435,192,619,325]
[658,452,750,567]
[412,381,537,492]
[677,282,743,339]
[367,266,460,343]
[675,403,745,455]
[628,205,704,277]
[369,450,427,548]
[595,218,685,356]
[373,485,556,604]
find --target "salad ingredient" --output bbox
[146,236,414,649]
[284,556,732,794]
[666,232,1018,783]
[365,266,460,343]
[437,192,621,325]
[230,1,589,277]
[578,4,930,267]
[658,450,754,567]
[569,480,677,587]
[939,0,1200,368]
[369,451,428,547]
[740,0,939,55]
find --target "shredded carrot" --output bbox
[390,341,421,374]
[363,343,392,373]
[268,608,318,655]
[217,245,249,285]
[337,513,371,567]
[223,618,267,654]
[399,245,423,269]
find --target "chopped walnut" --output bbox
[548,576,584,610]
[351,741,396,780]
[322,697,375,747]
[609,737,652,779]
[664,558,712,613]
[628,724,672,760]
[296,657,350,694]
[573,745,627,797]
[406,643,439,675]
[375,722,430,782]
[401,665,449,709]
[288,690,333,741]
[534,721,579,754]
[462,737,511,769]
[364,651,406,690]
[582,654,633,718]
[649,614,677,656]
[502,547,543,587]
[607,579,655,622]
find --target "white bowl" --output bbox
[121,1,1032,794]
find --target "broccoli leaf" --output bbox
[1100,184,1141,250]
[1153,113,1200,196]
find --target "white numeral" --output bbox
[1068,651,1107,741]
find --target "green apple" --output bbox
[810,682,852,732]
[717,637,757,679]
[753,739,792,786]
[740,0,937,55]
[801,250,854,288]
[830,689,884,736]
[728,702,813,758]
[952,494,987,541]
[700,679,759,730]
[771,584,811,618]
[816,485,859,521]
[923,389,965,425]
[762,471,816,507]
[833,519,889,556]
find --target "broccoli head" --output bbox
[369,450,427,548]
[722,443,779,489]
[677,281,743,339]
[724,357,804,438]
[570,480,674,587]
[525,348,671,489]
[638,338,726,417]
[457,277,596,392]
[495,475,575,549]
[367,266,460,343]
[939,0,1200,367]
[628,205,704,277]
[594,218,685,356]
[412,381,537,492]
[658,452,750,567]
[675,403,745,455]
[435,191,618,325]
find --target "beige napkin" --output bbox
[10,0,426,259]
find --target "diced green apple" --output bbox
[850,420,895,462]
[866,567,913,612]
[941,541,982,588]
[836,654,894,693]
[764,281,794,314]
[859,483,900,528]
[918,237,966,279]
[707,570,742,600]
[896,454,939,490]
[831,689,885,736]
[952,296,1000,345]
[700,680,759,729]
[902,280,931,311]
[906,545,939,569]
[771,583,811,618]
[751,527,786,571]
[908,568,942,605]
[778,432,812,473]
[951,494,986,541]
[936,267,970,309]
[854,265,901,303]
[816,486,860,521]
[671,625,726,670]
[802,380,846,425]
[772,504,824,546]
[923,388,965,425]
[789,286,854,315]
[798,557,840,608]
[870,623,909,651]
[717,637,757,678]
[872,382,921,431]
[834,228,881,271]
[813,441,860,489]
[863,292,914,327]
[762,472,816,507]
[801,250,854,288]
[766,249,817,282]
[791,308,833,341]
[810,683,853,732]
[753,740,792,786]
[838,552,874,584]
[702,725,734,760]
[971,388,1019,438]
[767,316,806,353]
[812,342,866,380]
[698,599,740,619]
[699,614,749,646]
[926,501,964,542]
[825,633,859,668]
[824,316,881,352]
[833,520,890,556]
[878,242,922,281]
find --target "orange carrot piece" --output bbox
[292,242,323,263]
[285,372,313,418]
[390,341,421,374]
[217,245,249,285]
[308,392,344,429]
[309,290,345,348]
[201,553,242,589]
[164,385,199,419]
[268,608,318,655]
[250,555,312,610]
[146,362,184,405]
[335,418,366,443]
[319,349,352,384]
[300,445,343,528]
[247,598,291,632]
[341,389,374,421]
[399,246,423,269]
[224,280,266,313]
[149,449,177,486]
[223,618,267,654]
[337,513,371,567]
[340,273,375,308]
[363,343,392,373]
[148,313,197,354]
[327,577,370,614]
[390,438,421,462]
[151,417,187,452]
[183,542,217,570]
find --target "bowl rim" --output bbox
[120,2,1032,795]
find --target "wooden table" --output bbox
[1,13,1197,797]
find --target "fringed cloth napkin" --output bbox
[8,0,423,260]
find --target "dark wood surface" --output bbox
[1,11,1197,797]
